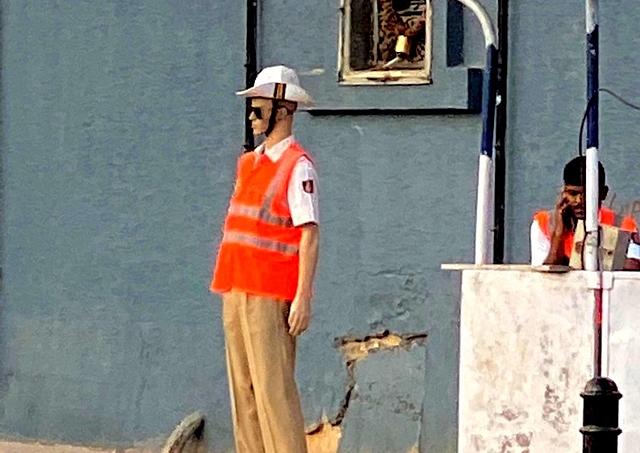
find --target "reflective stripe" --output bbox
[228,203,260,218]
[228,202,294,227]
[228,150,301,228]
[261,151,300,209]
[222,231,299,255]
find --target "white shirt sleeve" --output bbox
[531,220,551,266]
[288,157,319,227]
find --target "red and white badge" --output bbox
[302,180,314,194]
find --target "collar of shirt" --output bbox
[255,135,295,162]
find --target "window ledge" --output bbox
[339,69,432,86]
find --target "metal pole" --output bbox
[585,0,601,378]
[580,1,622,450]
[244,0,259,152]
[493,0,509,264]
[580,378,622,452]
[586,0,599,159]
[474,45,498,265]
[454,0,498,265]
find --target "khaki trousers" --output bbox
[222,291,308,453]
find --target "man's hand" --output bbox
[543,191,572,265]
[553,192,571,237]
[288,292,312,336]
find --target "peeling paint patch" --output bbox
[338,340,426,452]
[307,330,427,453]
[492,432,534,453]
[305,360,355,453]
[499,408,518,421]
[334,330,427,361]
[516,432,532,447]
[306,422,341,453]
[497,407,528,422]
[542,385,570,433]
[500,437,512,453]
[471,434,486,452]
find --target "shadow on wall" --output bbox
[607,192,640,222]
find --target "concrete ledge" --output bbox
[441,263,571,273]
[0,441,155,453]
[1,434,339,453]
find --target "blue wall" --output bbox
[506,0,640,260]
[2,0,640,452]
[1,1,243,450]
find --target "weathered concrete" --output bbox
[449,266,640,453]
[607,274,640,453]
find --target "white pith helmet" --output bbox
[236,65,314,106]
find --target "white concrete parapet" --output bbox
[442,264,640,453]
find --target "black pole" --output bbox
[580,377,622,452]
[244,0,258,152]
[579,3,622,451]
[492,0,508,263]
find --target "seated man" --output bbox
[530,156,639,267]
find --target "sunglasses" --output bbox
[249,106,265,120]
[249,105,293,120]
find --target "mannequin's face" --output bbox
[248,98,273,136]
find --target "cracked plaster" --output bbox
[306,331,427,453]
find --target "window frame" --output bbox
[338,0,434,86]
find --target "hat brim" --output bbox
[236,82,314,107]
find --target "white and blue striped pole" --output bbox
[585,0,603,379]
[584,0,609,387]
[456,0,499,264]
[580,3,623,443]
[578,4,623,450]
[584,0,600,273]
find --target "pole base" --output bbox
[580,377,622,453]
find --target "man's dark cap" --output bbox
[563,156,606,188]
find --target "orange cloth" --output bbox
[211,143,311,301]
[533,208,637,259]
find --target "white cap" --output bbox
[236,65,314,106]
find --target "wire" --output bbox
[578,95,597,157]
[578,88,640,157]
[601,88,640,112]
[573,88,640,268]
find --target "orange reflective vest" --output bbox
[534,208,637,259]
[210,142,311,300]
